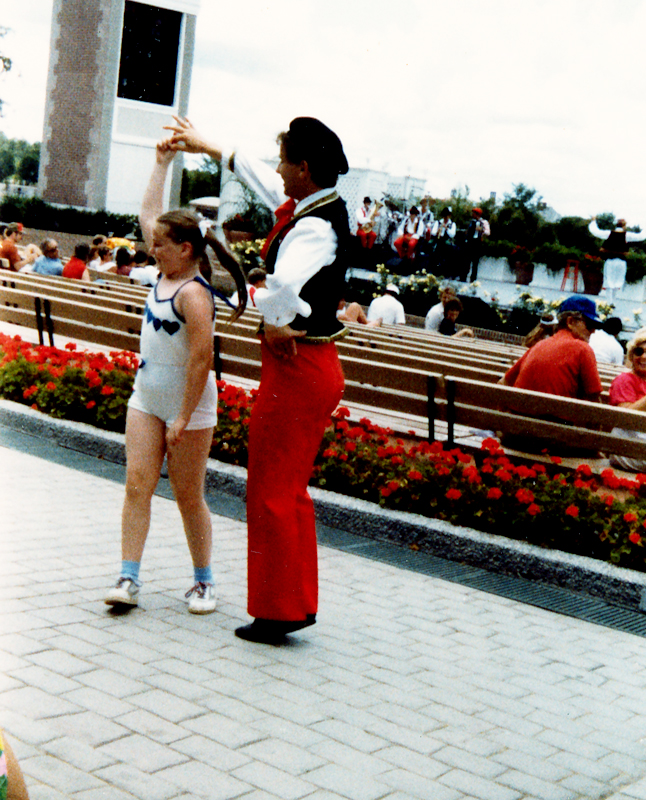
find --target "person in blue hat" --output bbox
[502,294,602,402]
[499,295,603,454]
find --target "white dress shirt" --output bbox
[430,219,457,239]
[234,151,338,328]
[367,294,406,325]
[425,302,444,331]
[588,329,625,365]
[589,219,646,246]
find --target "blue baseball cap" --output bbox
[559,295,600,324]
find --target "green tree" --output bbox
[16,142,40,184]
[0,135,40,184]
[0,132,14,181]
[492,183,548,249]
[180,155,221,205]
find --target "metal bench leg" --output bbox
[34,297,44,346]
[213,334,222,382]
[427,375,436,443]
[44,299,55,347]
[446,378,456,448]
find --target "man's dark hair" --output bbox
[74,243,91,261]
[248,268,267,285]
[115,247,133,268]
[444,298,463,313]
[603,316,623,336]
[277,117,348,189]
[133,249,148,265]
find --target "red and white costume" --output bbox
[232,151,347,622]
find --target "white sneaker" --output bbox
[105,577,139,607]
[185,582,216,614]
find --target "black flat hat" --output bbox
[288,117,349,176]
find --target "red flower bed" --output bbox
[3,334,646,572]
[0,333,137,431]
[215,381,646,572]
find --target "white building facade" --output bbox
[39,0,200,216]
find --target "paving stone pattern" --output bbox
[3,444,646,800]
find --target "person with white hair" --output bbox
[425,284,457,331]
[608,327,646,472]
[367,284,406,326]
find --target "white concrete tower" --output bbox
[39,0,200,216]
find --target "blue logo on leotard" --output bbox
[144,306,180,335]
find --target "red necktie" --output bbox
[261,198,297,261]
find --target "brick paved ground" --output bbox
[3,441,646,800]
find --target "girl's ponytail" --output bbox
[204,227,248,322]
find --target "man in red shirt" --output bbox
[500,295,602,454]
[502,295,602,402]
[0,223,38,271]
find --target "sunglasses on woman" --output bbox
[633,347,646,357]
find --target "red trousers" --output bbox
[394,234,418,259]
[246,339,345,620]
[357,228,377,249]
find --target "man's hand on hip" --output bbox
[264,323,307,359]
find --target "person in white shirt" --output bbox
[589,216,646,304]
[430,207,457,242]
[460,207,491,282]
[425,285,457,331]
[355,196,378,249]
[393,207,425,260]
[229,268,267,308]
[430,207,458,277]
[167,114,349,645]
[89,245,117,272]
[367,284,406,325]
[589,317,624,365]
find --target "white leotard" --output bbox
[128,276,218,429]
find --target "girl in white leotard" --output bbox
[105,139,246,615]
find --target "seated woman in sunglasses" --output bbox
[608,329,646,472]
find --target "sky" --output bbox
[2,0,646,221]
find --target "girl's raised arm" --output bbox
[140,140,177,248]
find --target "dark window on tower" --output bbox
[117,1,182,106]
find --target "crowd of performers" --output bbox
[354,196,490,282]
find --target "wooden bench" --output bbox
[440,375,646,462]
[215,331,646,462]
[2,275,642,463]
[0,284,142,351]
[0,273,148,315]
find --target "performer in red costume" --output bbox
[167,115,350,644]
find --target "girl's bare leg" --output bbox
[121,408,166,562]
[166,427,213,569]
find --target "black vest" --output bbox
[263,193,350,340]
[601,230,628,260]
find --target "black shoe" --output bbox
[234,615,316,644]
